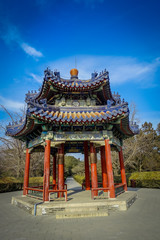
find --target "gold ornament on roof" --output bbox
[70,68,78,78]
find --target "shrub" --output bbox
[0,176,54,193]
[73,175,85,185]
[0,177,23,193]
[113,171,160,188]
[128,171,160,188]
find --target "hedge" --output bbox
[73,175,85,185]
[74,171,160,189]
[0,176,53,193]
[1,171,160,193]
[128,171,160,188]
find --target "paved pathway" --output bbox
[65,176,82,190]
[0,177,160,240]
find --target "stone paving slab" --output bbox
[0,178,160,240]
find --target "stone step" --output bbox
[64,206,98,212]
[56,210,109,219]
[39,205,108,215]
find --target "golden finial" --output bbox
[70,68,78,79]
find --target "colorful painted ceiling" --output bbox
[6,68,139,142]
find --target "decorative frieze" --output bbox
[27,136,43,149]
[54,131,103,141]
[27,130,122,149]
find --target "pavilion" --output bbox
[6,68,139,202]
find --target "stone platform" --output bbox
[11,189,137,218]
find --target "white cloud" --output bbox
[0,96,24,111]
[21,43,43,58]
[29,73,43,83]
[0,23,43,59]
[47,55,160,86]
[1,24,20,44]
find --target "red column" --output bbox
[58,144,64,197]
[90,142,98,196]
[23,149,30,195]
[100,146,108,192]
[43,140,51,202]
[104,139,115,198]
[52,154,56,189]
[84,141,90,190]
[119,147,127,191]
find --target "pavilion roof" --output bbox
[5,68,139,141]
[6,101,139,140]
[25,68,114,104]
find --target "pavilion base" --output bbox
[11,190,137,218]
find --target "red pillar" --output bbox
[104,139,115,198]
[23,149,30,195]
[100,146,108,192]
[43,139,51,202]
[84,141,90,190]
[90,142,98,196]
[58,144,64,197]
[52,154,56,189]
[119,147,127,191]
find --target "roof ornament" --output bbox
[54,70,60,78]
[70,68,78,79]
[113,92,122,105]
[107,99,114,108]
[91,72,98,79]
[39,98,47,107]
[44,68,54,80]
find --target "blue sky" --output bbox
[0,0,160,129]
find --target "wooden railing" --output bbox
[91,183,125,199]
[82,182,103,190]
[25,183,68,201]
[114,183,125,196]
[91,187,110,199]
[49,189,67,202]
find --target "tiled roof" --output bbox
[28,104,128,124]
[6,102,139,138]
[25,69,113,103]
[5,68,139,140]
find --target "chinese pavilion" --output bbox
[6,68,139,201]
